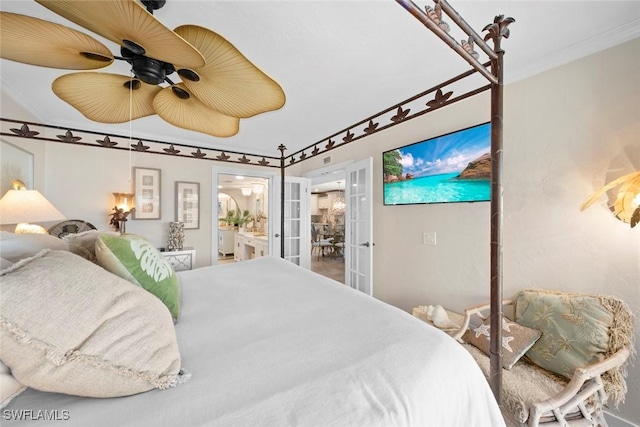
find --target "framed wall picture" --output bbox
[133,167,161,220]
[175,181,200,229]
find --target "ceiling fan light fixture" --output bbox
[122,40,146,56]
[171,86,191,100]
[79,52,114,63]
[6,2,285,137]
[177,69,200,82]
[124,79,142,91]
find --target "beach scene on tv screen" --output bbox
[383,122,491,205]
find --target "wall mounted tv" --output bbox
[383,122,491,206]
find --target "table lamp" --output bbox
[0,180,65,233]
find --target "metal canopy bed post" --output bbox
[393,0,514,402]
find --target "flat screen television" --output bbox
[383,122,491,205]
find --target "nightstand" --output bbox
[412,306,464,336]
[159,247,196,271]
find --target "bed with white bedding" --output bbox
[3,252,503,427]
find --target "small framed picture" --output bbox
[176,181,200,229]
[133,167,161,220]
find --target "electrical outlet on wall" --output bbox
[423,231,437,245]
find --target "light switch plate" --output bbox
[423,231,437,245]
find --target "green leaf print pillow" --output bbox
[96,234,180,320]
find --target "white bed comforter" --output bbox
[4,256,504,427]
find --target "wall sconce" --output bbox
[581,171,640,228]
[241,187,252,197]
[110,192,135,233]
[0,180,66,233]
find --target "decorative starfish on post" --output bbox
[425,3,450,33]
[461,37,479,60]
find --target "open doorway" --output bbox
[309,170,346,283]
[305,158,373,294]
[213,169,271,265]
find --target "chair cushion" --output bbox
[463,343,572,424]
[514,290,613,380]
[462,317,541,370]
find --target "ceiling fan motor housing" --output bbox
[140,0,166,14]
[121,46,176,85]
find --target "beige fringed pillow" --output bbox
[514,289,633,407]
[0,250,189,398]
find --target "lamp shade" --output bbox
[0,189,65,225]
[113,192,135,212]
[241,187,252,197]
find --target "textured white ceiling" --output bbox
[1,1,639,157]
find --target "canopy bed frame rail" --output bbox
[283,65,492,167]
[0,0,513,404]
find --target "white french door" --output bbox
[272,176,310,268]
[344,158,373,295]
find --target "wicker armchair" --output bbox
[453,290,634,427]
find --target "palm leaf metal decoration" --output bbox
[580,171,640,228]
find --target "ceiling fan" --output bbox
[0,0,286,138]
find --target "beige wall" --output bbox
[1,38,638,423]
[296,38,640,424]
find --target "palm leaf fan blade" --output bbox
[52,73,161,123]
[0,12,113,69]
[35,0,204,69]
[153,84,240,137]
[175,25,285,118]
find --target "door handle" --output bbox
[360,242,370,247]
[274,233,280,238]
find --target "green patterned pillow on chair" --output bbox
[96,234,180,320]
[514,289,613,380]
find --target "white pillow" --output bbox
[61,230,119,262]
[0,250,189,398]
[0,231,68,263]
[0,257,12,270]
[0,360,25,408]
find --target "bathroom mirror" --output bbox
[218,192,238,222]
